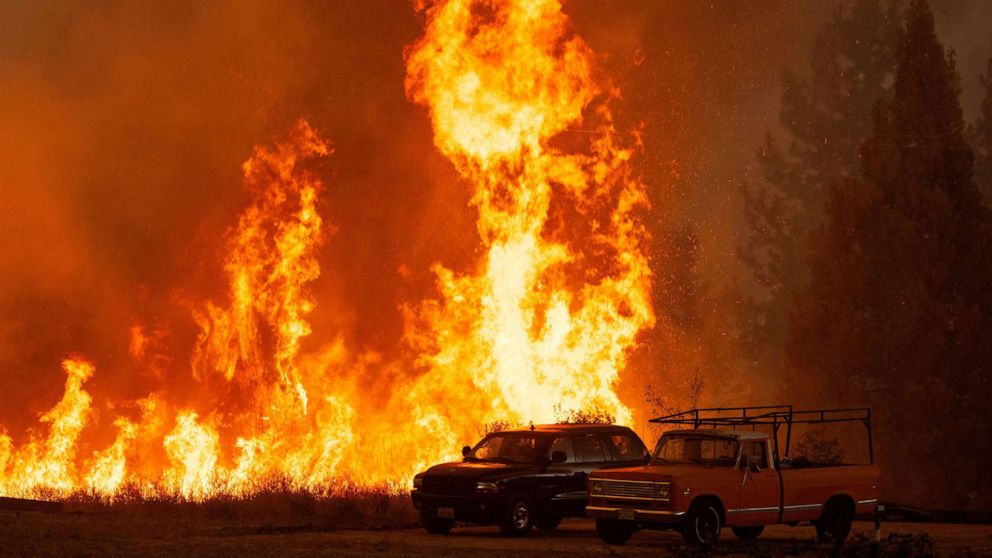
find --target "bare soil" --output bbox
[1,513,989,557]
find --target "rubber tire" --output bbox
[682,500,722,547]
[498,494,534,537]
[421,509,454,535]
[731,525,764,540]
[596,519,636,545]
[534,515,562,530]
[815,499,853,545]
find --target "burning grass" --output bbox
[53,478,417,530]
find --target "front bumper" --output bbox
[586,504,685,524]
[411,490,503,523]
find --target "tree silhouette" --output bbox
[970,59,992,206]
[789,0,992,509]
[740,0,900,370]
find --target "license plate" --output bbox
[618,508,635,520]
[437,507,455,519]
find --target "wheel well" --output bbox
[502,490,532,505]
[690,495,726,524]
[823,494,855,517]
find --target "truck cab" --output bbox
[411,423,649,536]
[587,407,880,547]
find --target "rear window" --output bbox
[744,440,768,469]
[549,436,575,463]
[608,433,645,462]
[574,434,608,463]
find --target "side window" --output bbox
[548,437,575,463]
[608,433,645,462]
[746,441,768,469]
[574,434,607,463]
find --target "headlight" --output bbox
[413,475,423,489]
[590,481,604,495]
[655,483,670,500]
[476,481,500,493]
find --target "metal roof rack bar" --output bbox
[648,406,874,465]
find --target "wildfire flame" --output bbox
[0,357,94,496]
[403,0,653,428]
[0,0,652,500]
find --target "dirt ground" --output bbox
[1,513,990,558]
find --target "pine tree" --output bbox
[740,0,900,363]
[789,0,992,509]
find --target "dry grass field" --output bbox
[1,495,990,558]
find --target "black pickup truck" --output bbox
[411,423,649,536]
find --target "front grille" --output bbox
[599,480,667,500]
[422,478,475,495]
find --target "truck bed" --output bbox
[779,464,880,523]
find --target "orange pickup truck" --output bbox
[586,407,880,547]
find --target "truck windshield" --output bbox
[468,433,545,463]
[652,435,739,467]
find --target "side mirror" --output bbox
[549,450,567,464]
[462,445,472,457]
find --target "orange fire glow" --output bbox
[0,0,652,500]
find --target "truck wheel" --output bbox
[682,500,722,546]
[731,525,764,540]
[595,519,636,545]
[534,515,562,530]
[816,499,853,544]
[420,509,454,535]
[498,494,534,537]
